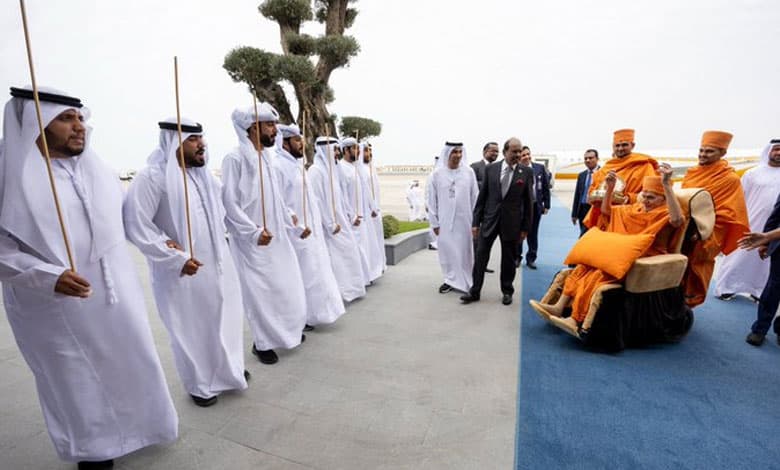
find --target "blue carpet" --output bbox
[515,197,780,470]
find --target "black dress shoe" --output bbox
[502,294,513,305]
[252,344,279,364]
[439,283,453,293]
[78,460,114,470]
[301,333,306,343]
[428,244,437,250]
[717,293,736,301]
[460,293,480,304]
[526,261,537,270]
[485,268,495,273]
[244,370,251,382]
[303,324,315,332]
[191,394,218,407]
[746,332,765,346]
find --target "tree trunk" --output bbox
[297,92,333,165]
[253,81,294,124]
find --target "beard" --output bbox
[186,157,206,168]
[260,133,275,147]
[184,149,206,167]
[290,148,304,159]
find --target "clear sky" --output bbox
[1,0,778,171]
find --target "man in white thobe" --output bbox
[123,118,248,407]
[357,142,384,281]
[406,180,424,221]
[308,138,367,302]
[427,142,479,294]
[221,104,306,365]
[272,124,345,328]
[362,143,387,274]
[0,87,177,469]
[338,137,374,284]
[715,139,780,301]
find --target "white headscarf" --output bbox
[275,124,301,157]
[0,86,124,269]
[758,139,780,167]
[147,118,224,267]
[314,136,340,168]
[434,142,468,171]
[340,137,358,150]
[229,103,285,233]
[313,137,342,209]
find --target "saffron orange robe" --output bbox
[564,203,675,323]
[584,153,659,229]
[681,159,749,307]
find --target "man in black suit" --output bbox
[743,191,780,346]
[470,142,500,272]
[571,149,600,236]
[518,146,551,269]
[470,141,500,187]
[461,137,534,305]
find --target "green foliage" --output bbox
[382,214,400,239]
[224,47,283,85]
[224,47,319,90]
[278,55,317,86]
[339,116,382,139]
[344,8,358,28]
[259,0,313,26]
[285,32,317,56]
[314,0,358,25]
[397,221,430,234]
[317,35,360,67]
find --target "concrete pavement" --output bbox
[0,239,521,469]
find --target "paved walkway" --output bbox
[0,238,520,469]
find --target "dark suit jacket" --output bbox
[571,168,595,220]
[530,162,551,213]
[764,192,780,257]
[472,160,534,240]
[471,160,487,188]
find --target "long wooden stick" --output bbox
[301,111,308,227]
[353,129,361,218]
[368,149,376,201]
[325,130,337,221]
[251,93,268,229]
[173,56,194,257]
[19,0,75,272]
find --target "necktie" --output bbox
[582,170,592,202]
[501,164,513,197]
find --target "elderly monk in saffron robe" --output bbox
[584,129,660,229]
[681,130,749,307]
[531,165,684,333]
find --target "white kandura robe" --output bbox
[272,149,345,325]
[222,146,306,350]
[308,152,367,302]
[357,161,384,281]
[339,160,373,283]
[1,158,177,462]
[406,185,425,221]
[714,164,780,297]
[367,162,387,273]
[123,166,247,398]
[427,165,479,292]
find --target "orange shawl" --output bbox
[584,153,659,229]
[564,203,672,322]
[681,159,749,306]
